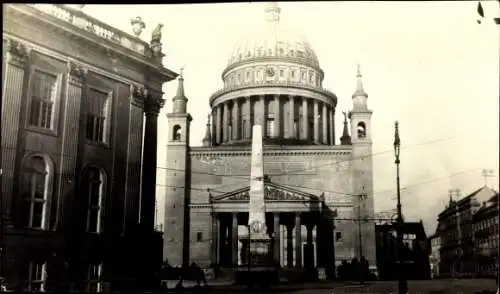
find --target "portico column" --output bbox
[313,100,319,144]
[232,213,238,265]
[273,213,281,265]
[287,223,294,267]
[259,95,265,133]
[211,212,219,265]
[223,102,230,142]
[301,97,308,140]
[211,109,217,145]
[245,96,251,139]
[306,223,314,269]
[233,100,239,140]
[322,103,328,144]
[274,95,280,138]
[141,95,164,231]
[288,96,295,139]
[329,108,335,145]
[295,213,302,268]
[216,104,222,144]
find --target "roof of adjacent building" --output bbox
[437,186,497,219]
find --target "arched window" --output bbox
[172,125,182,141]
[21,155,51,229]
[85,167,105,233]
[357,122,367,138]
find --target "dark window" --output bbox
[29,70,57,129]
[357,122,367,138]
[28,261,47,292]
[86,89,109,143]
[173,125,182,141]
[336,232,342,241]
[23,156,48,229]
[86,167,104,233]
[196,232,203,242]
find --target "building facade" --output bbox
[472,192,499,278]
[428,230,441,278]
[375,222,431,281]
[163,3,377,280]
[2,4,176,291]
[437,186,497,278]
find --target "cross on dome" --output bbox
[265,2,281,23]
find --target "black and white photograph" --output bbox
[1,2,499,293]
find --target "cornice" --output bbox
[189,146,352,157]
[6,4,177,83]
[3,33,147,90]
[222,56,324,80]
[209,82,337,108]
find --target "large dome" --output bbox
[226,26,320,70]
[207,3,337,148]
[224,3,320,73]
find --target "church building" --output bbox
[163,3,376,280]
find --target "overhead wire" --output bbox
[5,134,458,187]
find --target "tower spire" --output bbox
[352,63,368,98]
[340,111,352,145]
[172,67,188,114]
[202,114,212,147]
[265,2,281,23]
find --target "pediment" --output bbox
[211,181,324,202]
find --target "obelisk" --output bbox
[236,124,276,286]
[248,125,269,239]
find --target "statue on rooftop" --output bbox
[131,16,146,37]
[150,23,164,57]
[151,23,163,44]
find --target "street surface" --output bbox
[163,278,498,293]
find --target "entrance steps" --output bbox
[215,267,315,283]
[278,268,307,283]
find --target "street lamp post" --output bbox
[393,121,408,294]
[356,189,368,285]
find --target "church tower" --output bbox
[164,70,192,267]
[349,64,376,268]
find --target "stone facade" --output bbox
[2,4,176,291]
[437,186,497,278]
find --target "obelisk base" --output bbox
[236,236,278,287]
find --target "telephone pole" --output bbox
[481,169,494,187]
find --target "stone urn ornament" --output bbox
[150,23,163,56]
[130,16,146,37]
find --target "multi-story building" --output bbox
[375,221,431,281]
[163,3,377,281]
[428,228,441,278]
[472,192,499,278]
[437,186,497,278]
[2,4,177,291]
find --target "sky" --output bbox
[82,2,500,235]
